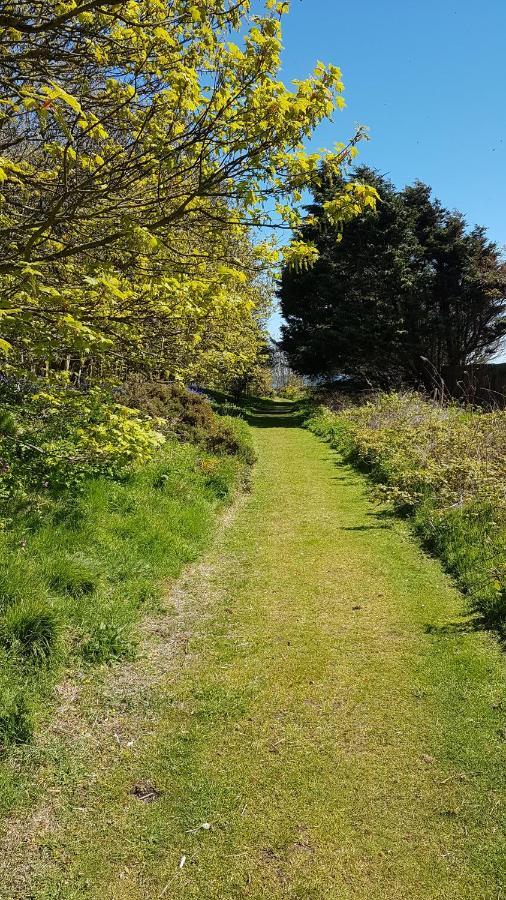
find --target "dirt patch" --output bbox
[129,780,163,803]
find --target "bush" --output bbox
[0,376,165,520]
[121,380,256,465]
[207,416,256,466]
[276,375,307,401]
[305,393,506,634]
[120,380,216,442]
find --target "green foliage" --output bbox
[0,377,165,519]
[199,454,242,501]
[209,399,245,420]
[80,618,135,666]
[276,375,307,400]
[281,167,506,386]
[206,416,256,467]
[0,0,376,387]
[0,669,32,750]
[121,381,216,440]
[305,393,506,633]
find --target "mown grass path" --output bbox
[8,401,506,899]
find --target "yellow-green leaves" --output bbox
[0,0,374,383]
[324,183,380,229]
[283,241,319,272]
[45,81,82,115]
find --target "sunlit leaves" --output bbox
[283,241,319,272]
[0,0,373,382]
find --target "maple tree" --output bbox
[0,0,376,378]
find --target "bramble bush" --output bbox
[305,393,506,634]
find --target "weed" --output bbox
[81,620,135,665]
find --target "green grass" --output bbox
[0,401,504,899]
[0,438,246,799]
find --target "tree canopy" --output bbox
[0,0,377,384]
[280,167,506,387]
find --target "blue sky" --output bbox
[267,0,506,359]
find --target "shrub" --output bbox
[121,380,256,465]
[305,393,506,634]
[120,380,216,442]
[276,375,307,401]
[0,376,165,520]
[207,416,256,466]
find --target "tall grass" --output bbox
[0,436,251,761]
[305,393,506,635]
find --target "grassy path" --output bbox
[6,402,506,899]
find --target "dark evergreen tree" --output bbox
[280,168,506,386]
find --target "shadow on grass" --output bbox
[424,619,484,637]
[424,616,505,648]
[243,399,305,429]
[341,524,392,532]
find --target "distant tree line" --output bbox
[280,167,506,388]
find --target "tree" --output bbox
[403,184,506,371]
[0,0,377,378]
[280,167,506,386]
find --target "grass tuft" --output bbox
[0,668,32,749]
[0,598,58,665]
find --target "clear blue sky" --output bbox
[268,0,506,359]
